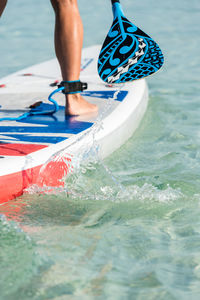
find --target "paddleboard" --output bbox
[0,45,148,203]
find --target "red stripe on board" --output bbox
[0,154,73,203]
[0,144,47,156]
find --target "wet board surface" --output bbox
[0,45,148,203]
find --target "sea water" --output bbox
[1,0,200,299]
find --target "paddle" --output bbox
[98,0,164,84]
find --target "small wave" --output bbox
[25,156,184,205]
[126,183,183,204]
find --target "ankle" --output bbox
[65,93,80,104]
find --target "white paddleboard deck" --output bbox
[0,45,148,202]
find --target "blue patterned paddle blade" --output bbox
[98,0,164,84]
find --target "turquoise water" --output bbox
[1,0,200,299]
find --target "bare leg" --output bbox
[0,0,7,17]
[50,0,98,115]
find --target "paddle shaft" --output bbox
[111,0,124,20]
[111,0,120,3]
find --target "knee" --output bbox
[51,0,77,10]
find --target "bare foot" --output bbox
[65,93,98,116]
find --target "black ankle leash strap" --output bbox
[58,80,88,94]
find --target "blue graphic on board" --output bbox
[0,104,93,144]
[0,90,127,144]
[98,2,164,83]
[83,90,128,102]
[81,58,94,71]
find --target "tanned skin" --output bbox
[0,0,7,17]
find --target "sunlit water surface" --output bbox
[1,0,200,299]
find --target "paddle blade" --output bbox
[98,6,164,84]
